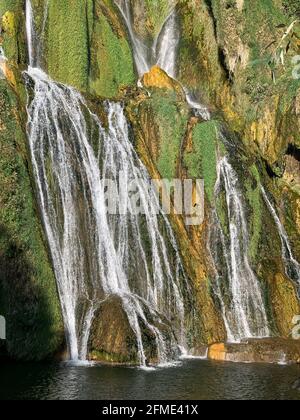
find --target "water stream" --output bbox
[209,157,271,342]
[261,186,300,298]
[25,0,189,365]
[114,0,211,120]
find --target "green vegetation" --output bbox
[0,1,25,64]
[184,121,219,202]
[46,0,93,90]
[0,0,22,16]
[149,92,188,180]
[89,11,135,98]
[144,0,173,36]
[283,0,300,18]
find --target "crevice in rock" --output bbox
[218,47,233,83]
[264,161,279,179]
[203,0,217,39]
[283,144,300,185]
[203,0,233,83]
[286,144,300,162]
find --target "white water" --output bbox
[261,186,300,298]
[25,1,188,365]
[114,0,210,120]
[115,0,178,78]
[25,0,35,67]
[210,157,271,342]
[153,9,179,79]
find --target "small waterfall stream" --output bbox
[115,0,210,120]
[25,0,35,67]
[25,1,188,364]
[261,186,300,298]
[210,157,271,342]
[115,0,178,78]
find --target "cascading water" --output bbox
[115,0,178,78]
[261,186,300,298]
[25,0,188,365]
[114,0,210,120]
[209,156,271,342]
[25,0,35,67]
[153,9,179,79]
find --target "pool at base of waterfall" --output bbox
[0,360,299,400]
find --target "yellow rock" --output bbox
[208,343,226,361]
[2,11,16,35]
[0,60,17,87]
[142,65,185,99]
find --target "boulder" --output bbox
[142,65,185,100]
[208,338,300,364]
[88,294,178,365]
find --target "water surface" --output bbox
[0,360,299,400]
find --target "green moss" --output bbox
[0,1,25,64]
[90,350,138,365]
[46,0,92,90]
[177,0,224,104]
[89,10,135,98]
[184,121,219,202]
[147,92,188,180]
[282,0,300,18]
[144,0,173,36]
[0,81,64,360]
[0,0,23,17]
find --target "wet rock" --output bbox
[88,295,178,365]
[142,65,185,100]
[208,338,300,364]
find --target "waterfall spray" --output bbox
[261,186,300,298]
[210,157,271,342]
[114,0,210,120]
[24,0,189,364]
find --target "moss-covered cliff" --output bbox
[1,0,300,363]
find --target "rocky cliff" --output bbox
[0,0,299,363]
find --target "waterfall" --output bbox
[114,0,150,77]
[24,0,189,365]
[115,0,178,78]
[25,0,35,67]
[115,0,210,120]
[261,186,300,298]
[153,9,179,79]
[209,157,271,342]
[25,68,187,363]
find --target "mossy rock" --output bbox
[89,1,135,98]
[183,120,220,203]
[89,295,177,365]
[0,2,26,65]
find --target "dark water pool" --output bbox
[0,359,300,400]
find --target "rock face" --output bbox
[89,295,178,365]
[0,1,300,363]
[208,339,300,365]
[142,65,185,99]
[89,296,140,364]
